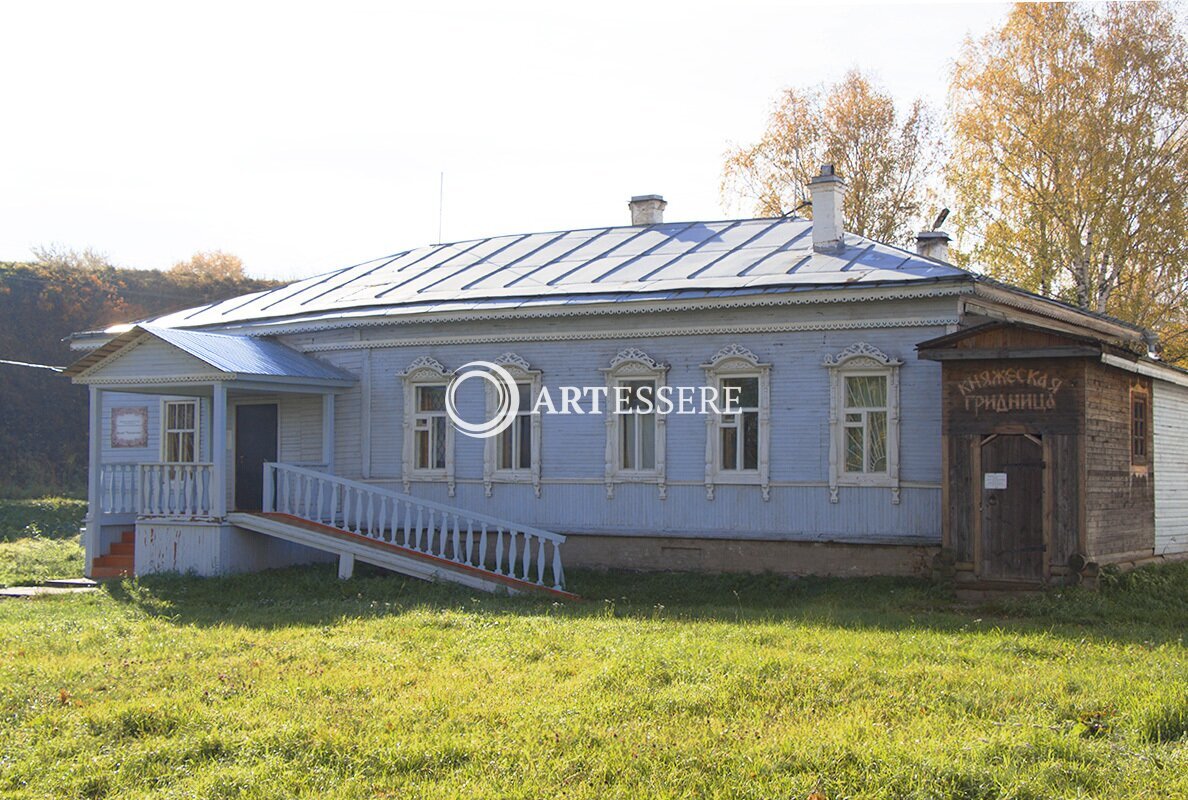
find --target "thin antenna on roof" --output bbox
[437,172,444,244]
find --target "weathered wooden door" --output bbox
[979,434,1045,580]
[234,404,278,511]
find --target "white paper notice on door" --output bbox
[983,472,1008,490]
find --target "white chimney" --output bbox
[915,230,951,262]
[807,165,846,252]
[628,194,666,226]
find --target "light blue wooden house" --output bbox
[64,167,1188,594]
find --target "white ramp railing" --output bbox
[263,462,567,591]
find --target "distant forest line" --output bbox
[0,259,276,497]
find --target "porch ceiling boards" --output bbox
[145,217,969,330]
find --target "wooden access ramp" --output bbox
[231,463,577,600]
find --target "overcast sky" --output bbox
[0,1,1010,280]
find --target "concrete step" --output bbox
[120,530,135,544]
[109,542,135,556]
[90,565,131,579]
[42,578,98,589]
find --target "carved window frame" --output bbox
[601,348,668,499]
[824,343,902,504]
[702,345,771,501]
[400,357,456,496]
[483,353,543,498]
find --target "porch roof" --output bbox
[63,324,355,388]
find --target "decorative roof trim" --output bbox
[823,342,903,368]
[300,315,961,353]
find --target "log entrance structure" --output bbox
[919,322,1155,586]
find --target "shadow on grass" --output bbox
[99,559,1188,646]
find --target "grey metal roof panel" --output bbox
[142,325,355,381]
[146,217,972,330]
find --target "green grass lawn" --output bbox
[0,498,86,587]
[1,563,1185,799]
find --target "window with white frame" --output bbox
[618,379,658,471]
[718,375,760,472]
[400,357,455,494]
[824,343,902,504]
[843,374,889,474]
[602,348,667,499]
[483,354,543,497]
[414,384,448,470]
[498,383,534,470]
[702,345,770,500]
[162,399,199,462]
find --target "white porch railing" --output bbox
[99,463,138,514]
[264,462,567,591]
[139,462,215,518]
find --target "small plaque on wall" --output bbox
[983,472,1008,490]
[111,406,149,448]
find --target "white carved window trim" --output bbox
[824,343,902,504]
[702,345,771,501]
[601,348,668,499]
[483,353,543,498]
[400,357,456,496]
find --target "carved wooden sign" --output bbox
[955,368,1065,416]
[111,406,149,448]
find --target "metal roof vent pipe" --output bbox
[628,194,666,226]
[916,209,952,262]
[807,165,847,252]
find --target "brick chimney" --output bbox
[628,195,666,226]
[915,230,951,262]
[807,165,846,252]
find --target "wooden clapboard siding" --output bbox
[277,395,324,463]
[86,337,222,381]
[1082,362,1154,559]
[99,391,162,464]
[1153,381,1188,554]
[301,304,950,543]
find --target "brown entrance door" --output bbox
[979,434,1045,581]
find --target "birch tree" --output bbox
[949,2,1188,357]
[721,70,939,246]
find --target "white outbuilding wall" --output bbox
[1153,380,1188,554]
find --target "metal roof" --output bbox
[63,324,356,383]
[146,217,970,330]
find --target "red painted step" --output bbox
[90,532,136,579]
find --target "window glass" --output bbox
[418,385,446,412]
[413,384,447,470]
[497,382,535,472]
[618,379,656,471]
[845,375,886,408]
[164,400,198,463]
[723,376,759,409]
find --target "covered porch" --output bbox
[63,325,356,577]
